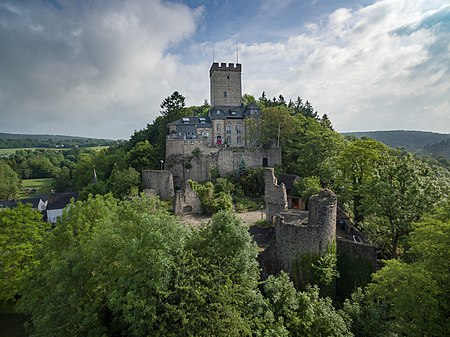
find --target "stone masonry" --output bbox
[173,182,202,215]
[273,190,337,272]
[264,168,288,222]
[142,170,175,200]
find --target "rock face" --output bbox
[142,170,175,200]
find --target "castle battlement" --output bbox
[210,62,242,77]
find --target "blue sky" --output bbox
[0,0,449,139]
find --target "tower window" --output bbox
[224,91,228,98]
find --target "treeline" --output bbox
[0,137,114,149]
[2,193,449,336]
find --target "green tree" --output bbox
[0,203,49,301]
[294,176,321,208]
[361,153,449,258]
[345,201,450,336]
[264,272,352,337]
[0,160,20,199]
[18,194,189,337]
[242,93,256,105]
[128,140,159,172]
[335,138,391,225]
[107,166,140,199]
[160,91,186,117]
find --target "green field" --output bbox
[0,146,109,156]
[19,178,54,199]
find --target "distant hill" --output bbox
[424,138,450,158]
[0,132,115,149]
[341,130,450,154]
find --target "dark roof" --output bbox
[18,197,47,208]
[168,116,211,128]
[46,192,78,210]
[210,105,246,120]
[0,200,18,209]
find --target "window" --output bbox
[216,124,221,132]
[226,125,231,134]
[237,136,241,145]
[216,109,222,115]
[236,125,242,134]
[227,75,230,79]
[226,136,231,144]
[224,91,228,98]
[217,135,222,145]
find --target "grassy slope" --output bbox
[19,178,54,199]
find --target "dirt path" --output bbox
[179,210,266,228]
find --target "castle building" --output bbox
[167,62,261,148]
[165,62,281,187]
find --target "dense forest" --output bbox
[1,91,449,336]
[343,130,450,158]
[0,132,115,149]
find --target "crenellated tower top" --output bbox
[209,62,242,107]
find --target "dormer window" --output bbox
[231,111,236,115]
[199,117,206,123]
[182,118,189,123]
[216,109,221,115]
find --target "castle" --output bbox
[165,62,281,188]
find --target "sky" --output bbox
[0,0,449,140]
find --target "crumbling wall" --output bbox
[166,146,282,188]
[264,168,287,222]
[272,189,337,273]
[173,182,202,215]
[142,170,175,200]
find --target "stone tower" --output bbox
[210,62,242,106]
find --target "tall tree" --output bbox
[0,160,20,199]
[335,138,391,225]
[0,203,49,300]
[361,153,449,258]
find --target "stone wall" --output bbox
[336,238,378,270]
[141,170,175,200]
[166,146,282,188]
[272,189,337,273]
[264,168,288,222]
[173,182,202,215]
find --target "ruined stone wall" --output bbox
[336,239,378,270]
[141,170,174,200]
[166,146,282,188]
[173,182,202,215]
[165,139,217,158]
[264,168,287,222]
[273,190,337,272]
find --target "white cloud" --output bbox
[217,0,450,133]
[0,0,203,138]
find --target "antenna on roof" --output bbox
[236,43,239,63]
[213,49,215,63]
